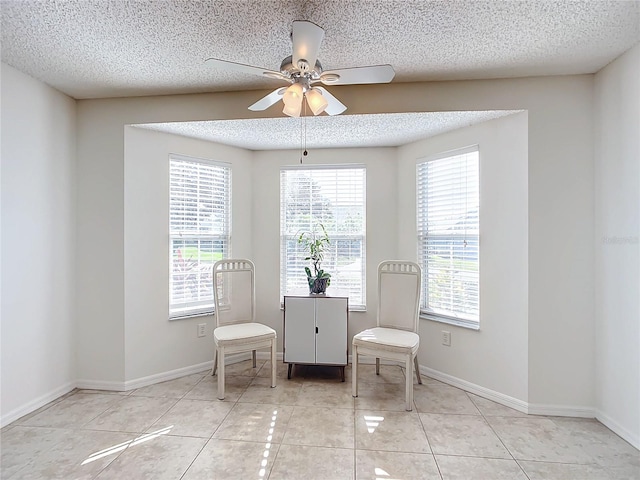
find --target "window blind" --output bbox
[169,154,231,318]
[280,165,366,309]
[417,147,479,325]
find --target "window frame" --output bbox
[416,146,480,330]
[280,164,367,310]
[168,153,231,320]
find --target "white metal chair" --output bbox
[352,260,422,411]
[211,259,276,400]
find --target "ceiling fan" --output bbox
[205,20,395,117]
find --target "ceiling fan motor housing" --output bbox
[280,55,323,81]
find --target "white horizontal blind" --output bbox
[417,147,479,324]
[280,165,366,309]
[169,154,231,318]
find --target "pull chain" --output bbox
[300,100,308,164]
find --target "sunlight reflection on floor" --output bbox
[81,426,173,466]
[364,414,384,434]
[258,409,278,479]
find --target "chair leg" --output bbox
[375,357,380,375]
[352,347,359,398]
[211,349,218,376]
[405,355,413,412]
[270,340,276,388]
[252,350,257,368]
[405,355,413,411]
[217,346,225,400]
[414,355,422,384]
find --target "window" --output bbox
[169,154,231,319]
[417,146,479,327]
[280,165,366,309]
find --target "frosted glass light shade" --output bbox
[283,83,303,104]
[283,83,304,117]
[283,100,302,117]
[305,88,328,115]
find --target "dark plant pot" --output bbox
[309,277,329,294]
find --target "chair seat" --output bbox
[214,323,276,345]
[353,327,419,354]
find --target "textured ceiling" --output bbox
[2,0,638,149]
[2,0,638,99]
[134,111,521,150]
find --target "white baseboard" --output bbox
[1,381,76,428]
[76,353,250,393]
[123,360,215,391]
[419,365,529,414]
[75,378,127,392]
[5,355,254,427]
[596,409,640,450]
[527,402,595,418]
[352,356,528,414]
[421,365,602,420]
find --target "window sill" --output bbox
[420,313,479,331]
[169,311,214,321]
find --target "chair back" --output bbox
[212,259,255,328]
[377,260,421,332]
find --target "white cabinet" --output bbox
[283,294,348,381]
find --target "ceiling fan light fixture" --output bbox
[282,99,302,117]
[305,88,328,115]
[283,83,304,104]
[206,21,394,116]
[282,83,304,117]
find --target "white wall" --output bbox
[1,63,77,425]
[397,112,529,404]
[73,76,595,413]
[123,126,252,383]
[594,43,640,448]
[75,91,262,386]
[251,148,398,347]
[388,77,595,413]
[525,78,595,413]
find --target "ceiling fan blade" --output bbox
[291,21,324,73]
[314,87,347,116]
[248,87,287,111]
[205,57,288,81]
[319,65,395,85]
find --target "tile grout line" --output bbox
[465,391,533,479]
[181,366,255,479]
[415,396,445,480]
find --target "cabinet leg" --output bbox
[287,363,293,380]
[341,366,345,382]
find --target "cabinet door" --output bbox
[283,297,316,363]
[315,297,348,365]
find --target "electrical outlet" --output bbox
[442,330,451,346]
[197,323,206,338]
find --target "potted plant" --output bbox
[297,223,332,294]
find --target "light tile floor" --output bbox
[2,360,638,479]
